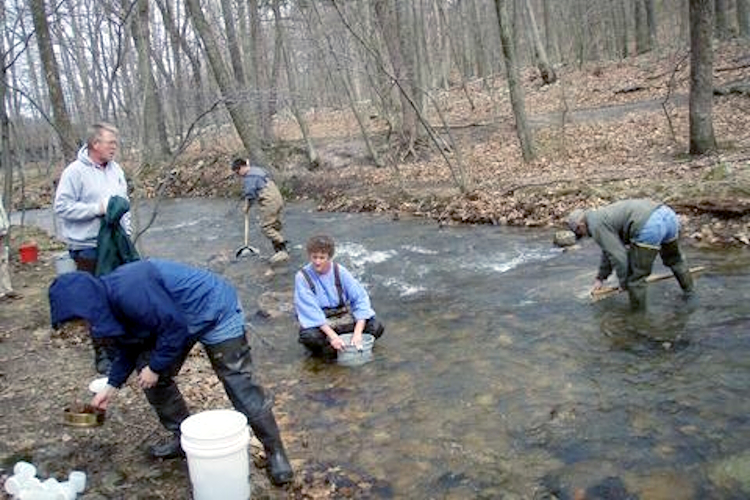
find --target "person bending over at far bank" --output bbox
[567,198,694,310]
[48,259,293,486]
[294,234,385,356]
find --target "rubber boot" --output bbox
[269,241,289,264]
[143,380,190,459]
[298,328,337,358]
[92,338,114,375]
[149,434,183,459]
[627,245,659,311]
[249,409,294,486]
[660,240,694,295]
[204,337,293,485]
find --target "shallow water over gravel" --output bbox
[19,199,750,498]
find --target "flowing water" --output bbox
[20,199,750,498]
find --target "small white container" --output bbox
[55,253,77,275]
[13,461,37,478]
[59,481,78,500]
[4,475,25,496]
[88,377,109,393]
[68,471,86,494]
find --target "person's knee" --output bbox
[660,241,683,268]
[365,318,385,339]
[298,327,327,347]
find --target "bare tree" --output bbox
[740,0,750,37]
[28,0,77,159]
[635,0,653,54]
[129,0,171,161]
[305,1,383,167]
[184,0,267,164]
[714,0,731,38]
[220,0,246,86]
[1,0,15,208]
[247,0,274,144]
[523,0,557,84]
[542,0,561,62]
[271,0,318,167]
[689,0,717,154]
[154,0,206,144]
[494,0,535,161]
[372,0,422,154]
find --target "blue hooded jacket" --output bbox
[49,259,241,388]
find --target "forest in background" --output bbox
[0,0,749,247]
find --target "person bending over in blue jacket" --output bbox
[48,259,293,486]
[294,234,385,356]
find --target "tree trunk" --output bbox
[524,0,557,84]
[494,0,535,161]
[184,0,266,164]
[468,0,488,78]
[155,0,207,146]
[635,0,653,54]
[248,0,274,144]
[129,0,171,161]
[306,1,383,167]
[65,2,97,125]
[272,0,318,167]
[1,1,15,210]
[542,0,560,63]
[689,0,717,155]
[373,0,420,150]
[714,0,731,38]
[220,0,246,85]
[739,0,750,37]
[611,0,630,58]
[29,0,77,159]
[645,0,657,47]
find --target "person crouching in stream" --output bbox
[294,234,385,356]
[48,258,293,486]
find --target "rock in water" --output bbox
[553,230,577,247]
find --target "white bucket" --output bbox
[337,333,375,367]
[55,253,77,275]
[180,409,251,500]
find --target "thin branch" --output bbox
[331,1,469,193]
[132,98,224,244]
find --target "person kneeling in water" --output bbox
[294,234,385,356]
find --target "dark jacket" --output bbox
[49,259,239,388]
[586,199,660,285]
[95,195,139,276]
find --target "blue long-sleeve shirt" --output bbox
[241,166,270,202]
[293,262,375,329]
[49,259,242,388]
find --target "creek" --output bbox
[19,199,750,498]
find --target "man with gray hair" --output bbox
[54,122,130,372]
[567,199,694,310]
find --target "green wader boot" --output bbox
[627,244,659,311]
[660,239,694,295]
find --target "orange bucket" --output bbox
[19,242,39,263]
